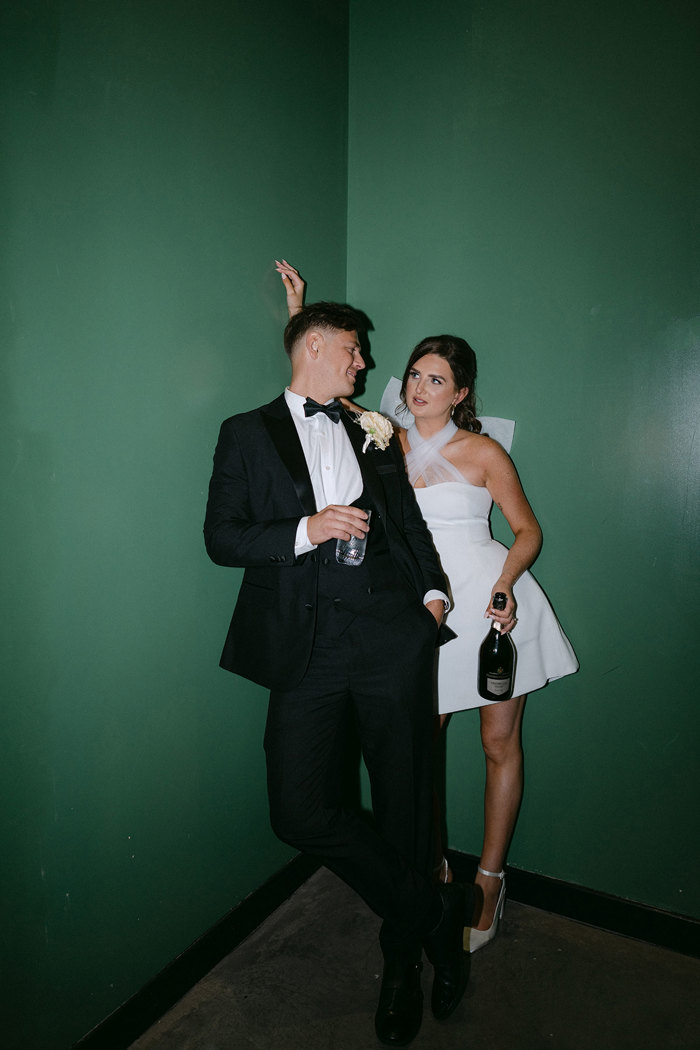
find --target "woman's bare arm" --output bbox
[275,259,305,317]
[474,438,543,633]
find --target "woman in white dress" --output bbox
[276,261,578,953]
[394,336,578,951]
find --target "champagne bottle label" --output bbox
[486,674,511,696]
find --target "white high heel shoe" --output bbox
[463,865,506,953]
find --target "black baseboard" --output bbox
[448,849,700,959]
[72,853,320,1050]
[74,850,699,1049]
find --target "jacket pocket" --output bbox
[238,578,274,596]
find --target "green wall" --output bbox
[3,0,698,1045]
[1,2,348,1046]
[348,0,699,915]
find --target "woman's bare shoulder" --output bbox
[444,429,511,484]
[480,430,511,454]
[340,397,365,415]
[444,427,483,455]
[392,424,409,452]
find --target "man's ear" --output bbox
[304,328,323,359]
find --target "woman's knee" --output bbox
[480,698,525,762]
[480,720,522,764]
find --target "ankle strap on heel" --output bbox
[477,865,505,880]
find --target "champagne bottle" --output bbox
[478,592,515,701]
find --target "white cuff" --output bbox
[294,516,317,557]
[424,589,450,612]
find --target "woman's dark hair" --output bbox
[400,335,482,433]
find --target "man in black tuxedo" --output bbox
[204,302,469,1045]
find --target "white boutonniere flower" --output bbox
[356,410,394,452]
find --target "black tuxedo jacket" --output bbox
[204,394,447,690]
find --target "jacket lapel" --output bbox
[261,396,317,516]
[341,410,387,519]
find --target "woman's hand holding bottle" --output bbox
[484,581,517,634]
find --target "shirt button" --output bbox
[322,557,329,566]
[333,597,342,604]
[367,587,373,595]
[305,603,313,610]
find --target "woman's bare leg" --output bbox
[473,695,526,929]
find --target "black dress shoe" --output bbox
[374,958,423,1046]
[423,882,472,1021]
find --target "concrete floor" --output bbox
[130,868,700,1050]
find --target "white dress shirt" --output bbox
[284,389,448,611]
[285,388,362,554]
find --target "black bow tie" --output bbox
[304,397,342,423]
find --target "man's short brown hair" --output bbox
[283,301,365,356]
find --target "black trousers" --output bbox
[264,602,438,960]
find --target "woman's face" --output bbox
[405,353,467,422]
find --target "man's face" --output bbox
[315,328,365,398]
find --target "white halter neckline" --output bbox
[405,420,467,487]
